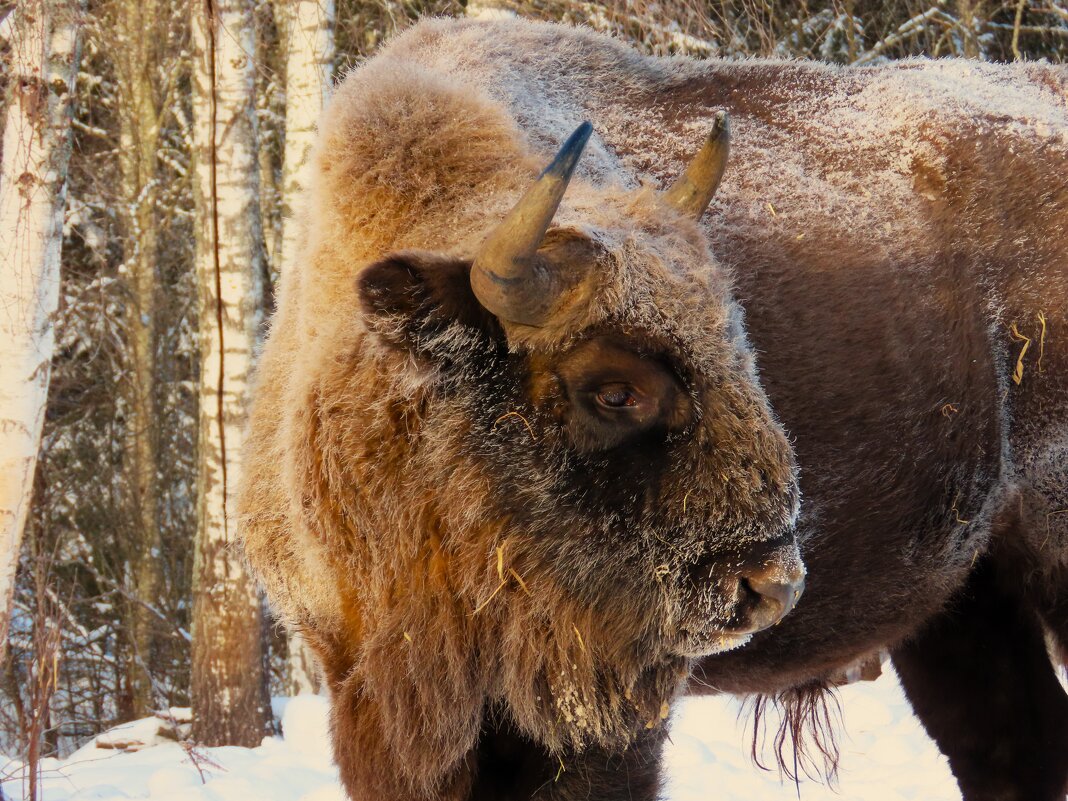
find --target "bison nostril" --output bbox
[737,570,805,632]
[749,574,803,614]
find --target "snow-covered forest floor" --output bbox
[2,667,959,801]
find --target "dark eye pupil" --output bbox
[598,387,636,408]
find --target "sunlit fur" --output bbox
[238,17,1068,801]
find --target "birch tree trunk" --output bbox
[0,0,83,662]
[190,0,270,746]
[278,0,333,274]
[114,0,164,719]
[277,0,334,697]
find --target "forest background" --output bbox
[1,0,1066,785]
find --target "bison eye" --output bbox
[596,384,639,409]
[546,335,693,452]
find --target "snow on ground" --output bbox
[666,668,957,801]
[1,668,958,801]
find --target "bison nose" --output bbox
[738,563,805,632]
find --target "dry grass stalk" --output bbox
[508,568,531,594]
[940,402,959,417]
[572,624,587,652]
[493,410,538,441]
[1009,322,1032,385]
[1036,311,1047,372]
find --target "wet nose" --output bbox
[739,562,805,632]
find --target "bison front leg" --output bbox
[328,670,667,801]
[328,673,477,801]
[537,737,666,801]
[469,716,667,801]
[892,559,1068,801]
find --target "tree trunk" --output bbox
[114,0,163,719]
[190,0,270,747]
[955,0,983,59]
[278,0,334,274]
[0,0,84,662]
[277,0,333,696]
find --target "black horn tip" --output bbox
[540,121,594,179]
[711,110,730,140]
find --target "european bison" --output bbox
[237,17,1068,801]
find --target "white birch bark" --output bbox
[277,0,334,697]
[190,0,269,746]
[278,0,334,275]
[0,0,83,660]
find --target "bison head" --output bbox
[339,117,803,762]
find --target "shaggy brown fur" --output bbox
[237,18,1068,801]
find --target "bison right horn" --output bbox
[470,121,593,327]
[663,110,731,218]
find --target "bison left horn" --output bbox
[663,110,731,218]
[470,121,593,327]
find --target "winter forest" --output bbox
[1,0,1066,798]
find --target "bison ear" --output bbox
[357,251,502,355]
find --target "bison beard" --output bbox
[238,17,1068,801]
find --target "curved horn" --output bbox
[663,111,731,218]
[470,121,593,326]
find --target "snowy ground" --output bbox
[1,667,959,801]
